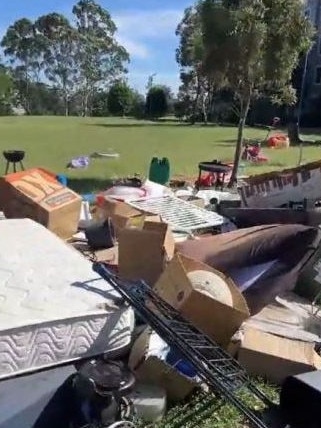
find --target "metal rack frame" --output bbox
[93,262,276,428]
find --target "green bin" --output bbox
[148,157,170,185]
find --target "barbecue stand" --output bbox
[93,262,277,428]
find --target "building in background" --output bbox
[300,0,321,124]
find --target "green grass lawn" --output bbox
[0,115,320,193]
[0,115,309,426]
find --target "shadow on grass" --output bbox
[68,177,112,194]
[84,121,190,128]
[84,120,239,129]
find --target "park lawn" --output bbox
[0,115,313,426]
[0,115,320,192]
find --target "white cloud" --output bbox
[114,9,183,39]
[116,35,150,59]
[113,9,183,59]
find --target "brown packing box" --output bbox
[238,327,321,385]
[118,220,175,285]
[154,254,250,347]
[128,328,197,402]
[95,197,145,236]
[0,168,81,239]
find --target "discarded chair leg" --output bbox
[93,262,277,428]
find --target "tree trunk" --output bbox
[228,96,251,187]
[64,92,69,117]
[83,94,89,117]
[202,92,208,125]
[190,79,201,125]
[65,100,69,117]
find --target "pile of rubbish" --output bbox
[2,161,321,428]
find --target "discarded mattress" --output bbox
[176,224,321,315]
[0,219,134,380]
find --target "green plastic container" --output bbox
[148,157,170,185]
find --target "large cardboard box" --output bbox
[118,221,175,285]
[0,168,82,239]
[128,328,197,402]
[238,327,321,385]
[154,254,250,347]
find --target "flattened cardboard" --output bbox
[128,328,196,402]
[0,168,81,239]
[244,303,319,343]
[118,221,175,285]
[238,327,321,385]
[154,254,250,347]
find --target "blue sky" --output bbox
[0,0,193,94]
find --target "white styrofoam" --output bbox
[0,219,134,379]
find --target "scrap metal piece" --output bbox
[93,263,275,428]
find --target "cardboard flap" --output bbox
[102,198,143,218]
[154,254,250,347]
[241,328,315,362]
[143,221,175,259]
[238,327,321,384]
[118,227,167,285]
[175,253,250,314]
[128,328,152,371]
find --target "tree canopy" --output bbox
[1,0,129,116]
[184,0,314,184]
[145,86,171,119]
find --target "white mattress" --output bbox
[0,219,134,380]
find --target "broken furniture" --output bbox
[2,150,25,175]
[238,159,321,208]
[220,207,321,228]
[196,160,232,191]
[94,262,275,428]
[176,224,321,315]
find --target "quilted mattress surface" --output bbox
[0,219,134,380]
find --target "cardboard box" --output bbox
[0,168,81,239]
[95,197,145,236]
[128,328,197,402]
[118,220,175,285]
[154,254,250,347]
[238,328,321,385]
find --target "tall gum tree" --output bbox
[72,0,129,116]
[1,18,40,114]
[200,0,314,186]
[35,13,80,116]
